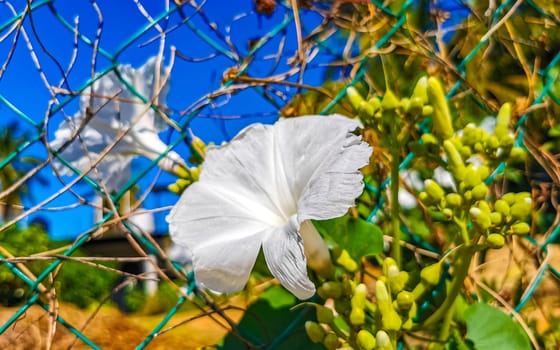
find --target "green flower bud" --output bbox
[408,97,425,114]
[445,193,463,208]
[190,137,207,159]
[400,97,411,112]
[502,193,517,205]
[422,105,434,116]
[462,124,479,145]
[463,190,472,202]
[357,329,376,350]
[350,307,366,326]
[382,89,400,110]
[168,183,182,194]
[494,102,512,141]
[396,291,415,312]
[470,207,491,230]
[376,280,392,315]
[420,133,439,145]
[425,179,445,202]
[376,330,393,350]
[418,191,430,204]
[336,249,359,272]
[323,333,340,350]
[420,263,442,286]
[358,101,375,119]
[463,165,482,188]
[443,140,466,180]
[494,199,510,216]
[352,283,367,310]
[486,135,500,150]
[367,97,382,111]
[346,86,366,111]
[382,308,402,331]
[316,305,334,324]
[515,192,531,201]
[427,77,454,140]
[490,212,503,225]
[442,208,454,220]
[476,165,490,181]
[389,271,409,294]
[305,321,326,343]
[510,222,531,235]
[486,233,505,248]
[460,145,472,159]
[509,147,527,162]
[319,282,343,299]
[472,183,488,200]
[334,298,351,315]
[412,76,429,104]
[510,198,532,221]
[383,257,399,278]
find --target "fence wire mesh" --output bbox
[0,0,559,349]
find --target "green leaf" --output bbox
[464,303,531,350]
[313,215,383,261]
[220,286,322,350]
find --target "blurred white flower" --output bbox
[167,115,371,299]
[50,57,185,192]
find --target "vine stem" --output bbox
[389,123,402,268]
[422,245,472,329]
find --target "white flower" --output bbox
[50,57,185,192]
[167,115,371,299]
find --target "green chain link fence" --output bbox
[0,0,559,348]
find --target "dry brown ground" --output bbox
[0,297,247,350]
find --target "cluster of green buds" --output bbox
[168,136,206,194]
[346,77,432,134]
[306,255,429,350]
[416,78,531,247]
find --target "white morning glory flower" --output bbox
[167,115,372,299]
[50,57,186,192]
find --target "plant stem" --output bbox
[422,246,471,328]
[389,127,402,268]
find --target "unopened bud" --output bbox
[305,321,326,343]
[471,183,488,200]
[346,86,366,111]
[357,329,376,350]
[445,193,463,208]
[510,222,531,235]
[381,90,400,110]
[323,333,340,350]
[425,179,445,202]
[420,263,442,286]
[494,103,512,141]
[427,77,454,140]
[376,330,393,350]
[486,233,505,248]
[443,140,466,180]
[510,198,532,221]
[316,305,334,324]
[350,307,365,326]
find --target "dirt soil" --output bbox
[0,298,247,350]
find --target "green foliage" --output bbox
[0,224,118,308]
[53,259,118,309]
[313,216,384,261]
[220,285,323,350]
[464,303,531,350]
[0,225,50,306]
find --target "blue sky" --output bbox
[0,0,328,239]
[0,1,468,240]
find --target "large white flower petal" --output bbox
[262,216,315,300]
[50,57,183,188]
[168,181,275,293]
[274,115,371,221]
[201,123,297,222]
